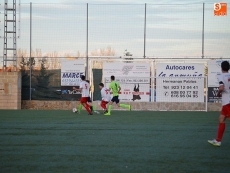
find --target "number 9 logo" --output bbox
[214,3,221,11]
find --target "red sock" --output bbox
[101,101,107,110]
[83,103,92,114]
[216,123,226,142]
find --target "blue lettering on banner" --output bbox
[62,72,84,78]
[61,79,81,82]
[158,71,203,77]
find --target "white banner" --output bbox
[61,59,85,86]
[103,63,151,102]
[207,60,230,102]
[208,60,230,87]
[103,62,150,77]
[156,63,204,102]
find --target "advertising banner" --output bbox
[103,63,151,102]
[207,60,230,102]
[61,59,85,100]
[156,63,204,102]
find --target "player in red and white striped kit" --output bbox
[208,61,230,146]
[99,83,111,114]
[73,75,93,115]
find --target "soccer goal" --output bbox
[103,76,208,112]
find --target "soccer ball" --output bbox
[72,108,78,113]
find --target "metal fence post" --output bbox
[202,3,205,59]
[86,3,89,79]
[144,3,146,58]
[29,2,32,100]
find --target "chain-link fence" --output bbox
[0,3,229,100]
[0,3,229,64]
[17,56,213,101]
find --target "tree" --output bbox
[46,51,60,69]
[20,57,30,88]
[19,56,35,86]
[20,57,30,100]
[90,46,116,69]
[65,53,78,60]
[90,46,115,56]
[36,58,53,92]
[29,57,36,71]
[20,56,36,100]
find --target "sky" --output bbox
[0,0,230,60]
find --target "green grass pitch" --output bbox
[0,110,230,173]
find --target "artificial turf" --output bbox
[0,110,230,173]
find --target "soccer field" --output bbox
[0,110,230,173]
